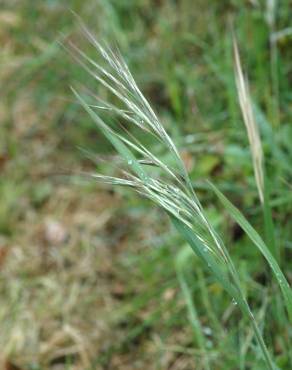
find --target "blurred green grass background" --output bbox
[0,1,291,369]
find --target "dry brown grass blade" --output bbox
[233,37,264,204]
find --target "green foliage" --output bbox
[1,0,292,369]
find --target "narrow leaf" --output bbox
[210,183,292,322]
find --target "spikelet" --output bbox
[233,37,264,204]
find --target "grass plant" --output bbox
[71,23,292,370]
[2,2,292,369]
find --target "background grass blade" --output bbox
[175,246,210,370]
[210,183,292,322]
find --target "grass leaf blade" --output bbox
[210,183,292,322]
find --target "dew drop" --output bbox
[128,159,133,165]
[203,326,212,336]
[232,298,238,306]
[206,340,213,348]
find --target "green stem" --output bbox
[233,283,275,370]
[263,177,278,262]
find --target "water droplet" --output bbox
[203,326,212,336]
[128,159,133,165]
[206,340,213,348]
[232,298,238,306]
[207,263,211,267]
[203,247,208,253]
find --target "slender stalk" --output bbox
[232,280,275,370]
[70,27,277,369]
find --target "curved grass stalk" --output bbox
[69,24,278,369]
